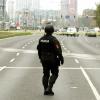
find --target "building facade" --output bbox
[69,0,77,16]
[0,0,6,20]
[61,0,69,18]
[16,0,31,11]
[6,0,15,21]
[14,0,40,28]
[61,0,77,18]
[31,0,40,10]
[15,0,40,11]
[61,0,77,26]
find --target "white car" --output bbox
[67,27,77,33]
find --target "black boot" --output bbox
[42,75,49,95]
[44,75,57,96]
[44,88,54,96]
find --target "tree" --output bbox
[95,4,100,28]
[82,9,95,16]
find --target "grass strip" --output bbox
[0,31,32,39]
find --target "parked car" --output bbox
[85,29,96,37]
[66,27,78,37]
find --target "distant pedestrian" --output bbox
[37,24,64,96]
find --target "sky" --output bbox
[40,0,100,14]
[7,0,100,15]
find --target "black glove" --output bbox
[60,56,64,65]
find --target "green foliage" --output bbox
[95,4,100,28]
[0,31,32,39]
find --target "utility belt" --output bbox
[40,52,60,66]
[40,52,55,62]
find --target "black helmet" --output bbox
[45,24,54,34]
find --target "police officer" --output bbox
[37,24,64,96]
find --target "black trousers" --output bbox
[41,62,59,90]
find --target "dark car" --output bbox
[85,29,96,37]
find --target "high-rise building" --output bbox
[0,0,7,20]
[31,0,40,10]
[61,0,77,18]
[61,0,77,26]
[6,0,15,21]
[15,0,40,28]
[68,0,77,16]
[61,0,69,18]
[15,0,40,11]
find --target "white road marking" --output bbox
[0,47,37,54]
[62,45,65,48]
[0,67,100,70]
[0,66,7,71]
[1,67,42,69]
[22,50,37,54]
[9,58,15,63]
[22,46,25,49]
[61,44,71,53]
[16,53,20,56]
[62,45,70,53]
[75,59,80,63]
[60,67,100,70]
[63,52,97,60]
[80,66,100,100]
[0,47,100,60]
[70,87,78,89]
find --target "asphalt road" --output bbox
[0,34,100,100]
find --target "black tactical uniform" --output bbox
[37,25,64,96]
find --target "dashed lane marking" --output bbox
[63,52,98,60]
[22,46,25,49]
[0,47,37,54]
[61,45,64,47]
[16,53,20,56]
[75,59,80,63]
[0,66,7,71]
[61,42,71,53]
[0,47,100,60]
[70,87,78,89]
[9,58,15,63]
